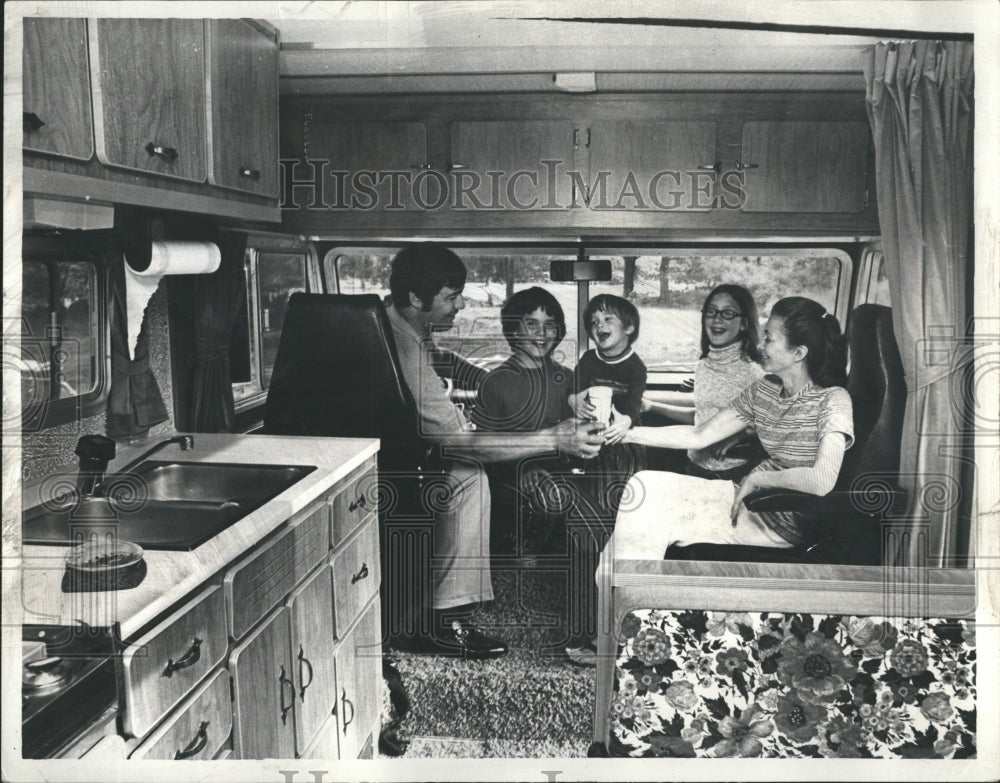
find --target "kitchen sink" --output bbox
[22,461,317,551]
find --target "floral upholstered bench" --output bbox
[590,558,976,760]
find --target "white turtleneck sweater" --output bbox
[689,341,765,471]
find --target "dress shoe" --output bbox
[392,621,509,660]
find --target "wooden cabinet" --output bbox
[284,120,428,209]
[207,20,279,196]
[587,120,718,211]
[287,565,338,756]
[90,19,207,182]
[130,670,231,760]
[449,121,577,209]
[329,458,376,546]
[739,121,871,212]
[121,586,227,738]
[229,606,297,759]
[333,599,382,760]
[22,18,94,160]
[330,522,380,638]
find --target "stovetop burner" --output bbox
[21,624,117,759]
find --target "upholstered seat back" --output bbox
[836,304,906,490]
[262,293,425,470]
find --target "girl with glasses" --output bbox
[644,284,765,481]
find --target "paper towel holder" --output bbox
[115,210,164,273]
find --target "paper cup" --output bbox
[587,385,613,425]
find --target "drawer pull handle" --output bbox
[163,637,202,678]
[735,161,759,171]
[239,166,261,180]
[696,161,721,172]
[174,720,209,760]
[23,112,45,132]
[297,645,314,700]
[278,664,295,725]
[348,494,366,512]
[351,562,369,584]
[145,142,179,162]
[341,688,355,734]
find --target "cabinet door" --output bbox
[330,521,380,638]
[449,121,577,209]
[207,20,279,197]
[588,121,718,211]
[229,607,296,759]
[740,121,870,212]
[91,19,207,182]
[289,121,428,210]
[333,599,382,760]
[287,565,338,757]
[22,18,94,160]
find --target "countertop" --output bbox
[10,434,379,639]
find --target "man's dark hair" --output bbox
[389,244,467,311]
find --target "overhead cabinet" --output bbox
[91,19,208,182]
[23,18,280,223]
[207,19,280,196]
[739,121,871,212]
[448,121,578,209]
[587,120,718,211]
[22,18,94,161]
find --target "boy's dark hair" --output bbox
[699,284,762,363]
[389,244,467,311]
[584,294,640,344]
[499,287,566,349]
[770,296,847,388]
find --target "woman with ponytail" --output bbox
[611,296,853,554]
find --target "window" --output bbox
[19,240,104,430]
[329,249,580,368]
[601,251,850,372]
[327,246,850,378]
[230,247,311,403]
[857,247,892,307]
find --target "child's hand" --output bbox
[730,473,762,525]
[568,391,596,420]
[603,408,632,445]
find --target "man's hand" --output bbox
[556,418,605,459]
[567,391,596,420]
[731,472,763,525]
[603,407,632,445]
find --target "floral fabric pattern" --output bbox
[610,611,976,759]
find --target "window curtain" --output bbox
[107,248,169,439]
[862,41,974,567]
[189,232,248,432]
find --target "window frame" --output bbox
[231,237,321,412]
[19,234,109,431]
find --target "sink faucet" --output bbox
[114,435,195,477]
[73,434,194,498]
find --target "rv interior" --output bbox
[6,0,997,771]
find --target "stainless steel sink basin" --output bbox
[23,461,316,551]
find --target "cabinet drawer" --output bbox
[130,669,231,760]
[329,458,376,547]
[330,522,380,638]
[122,586,227,739]
[225,498,330,640]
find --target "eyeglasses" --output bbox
[702,307,743,321]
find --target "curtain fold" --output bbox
[863,41,975,567]
[189,231,248,432]
[107,247,169,439]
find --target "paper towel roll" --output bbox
[125,241,221,359]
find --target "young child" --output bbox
[472,287,575,555]
[569,294,647,454]
[564,294,646,665]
